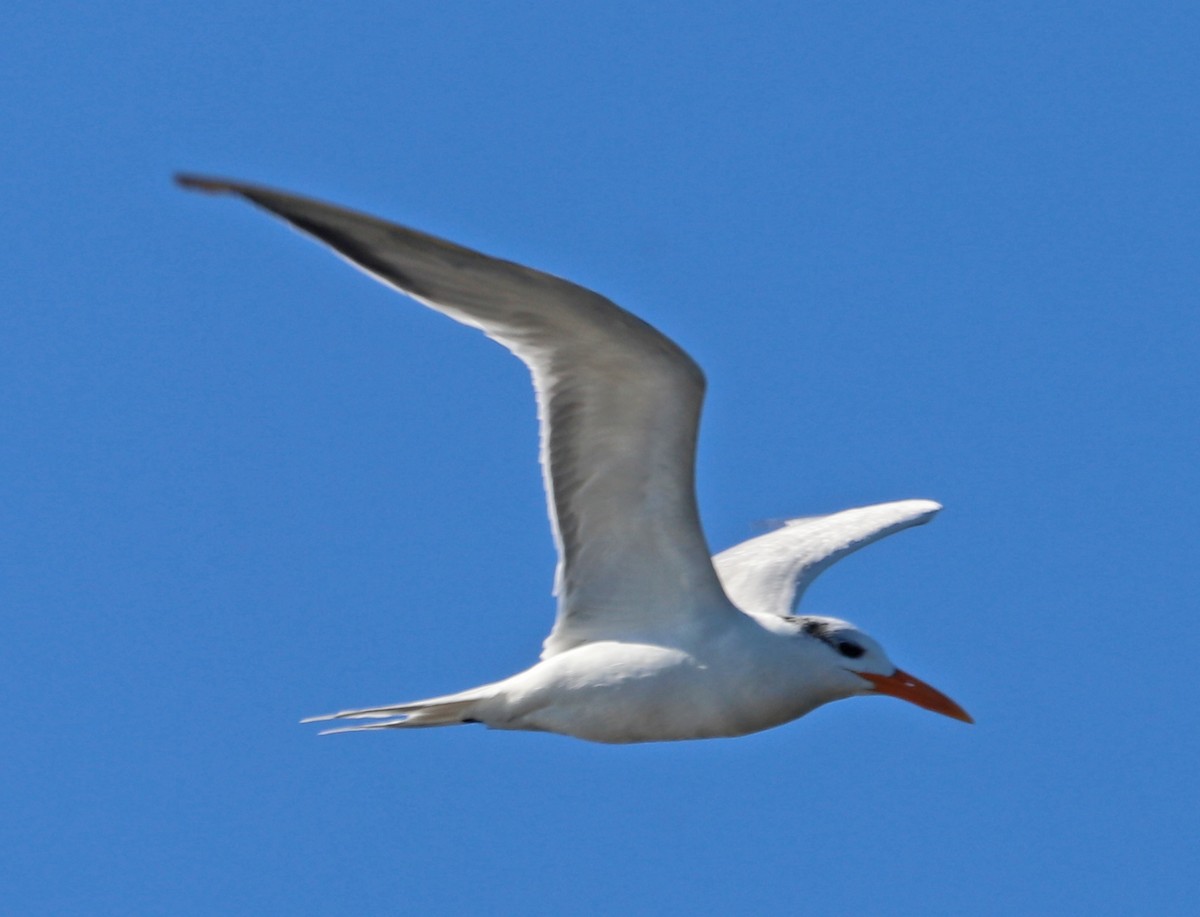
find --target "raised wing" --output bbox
[178,175,739,656]
[712,499,941,618]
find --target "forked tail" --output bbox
[301,689,488,735]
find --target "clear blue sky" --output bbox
[4,3,1198,914]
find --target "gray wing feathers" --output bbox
[178,175,736,656]
[712,500,942,618]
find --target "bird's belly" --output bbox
[483,642,819,744]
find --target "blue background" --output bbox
[4,3,1198,914]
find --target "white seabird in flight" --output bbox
[178,174,971,743]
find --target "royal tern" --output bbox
[178,174,971,743]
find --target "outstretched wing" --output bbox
[712,500,942,618]
[178,175,739,656]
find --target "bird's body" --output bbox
[378,613,852,744]
[179,174,971,742]
[458,639,814,745]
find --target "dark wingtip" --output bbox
[174,173,238,194]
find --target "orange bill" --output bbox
[858,668,973,723]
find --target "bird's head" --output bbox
[789,615,973,723]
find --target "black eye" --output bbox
[837,641,865,659]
